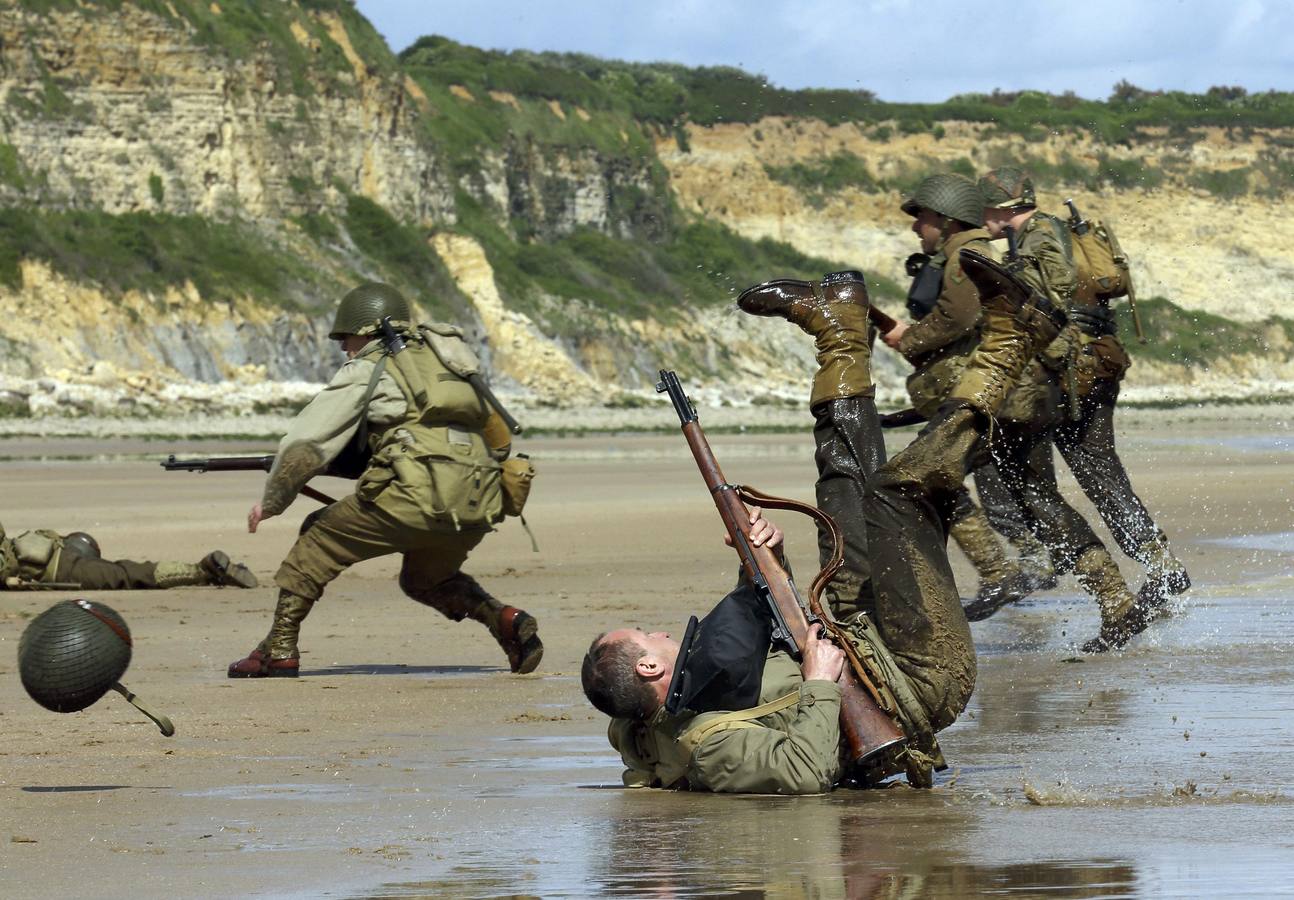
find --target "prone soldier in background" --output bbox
[229,282,542,679]
[879,173,1051,609]
[0,523,256,590]
[971,167,1150,652]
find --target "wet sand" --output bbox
[2,416,1293,898]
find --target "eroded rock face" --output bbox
[0,5,455,223]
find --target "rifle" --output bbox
[655,369,906,773]
[867,304,899,335]
[161,455,338,507]
[4,577,81,590]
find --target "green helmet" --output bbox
[900,174,985,227]
[978,166,1037,209]
[19,599,132,713]
[63,531,101,560]
[329,282,412,340]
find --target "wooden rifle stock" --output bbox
[867,304,899,335]
[656,370,906,768]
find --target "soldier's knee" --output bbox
[400,569,476,619]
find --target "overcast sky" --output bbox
[355,0,1294,102]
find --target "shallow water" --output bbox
[326,586,1294,900]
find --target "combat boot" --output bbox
[1074,546,1148,653]
[405,572,543,674]
[1135,531,1191,613]
[1009,530,1059,591]
[950,509,1036,621]
[227,590,313,678]
[152,551,258,589]
[199,550,259,588]
[737,271,872,408]
[949,251,1067,417]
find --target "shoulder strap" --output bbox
[676,689,801,756]
[354,354,390,451]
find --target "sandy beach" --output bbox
[2,410,1293,898]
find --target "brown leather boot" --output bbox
[1074,547,1149,653]
[227,590,313,678]
[738,271,873,408]
[200,551,259,589]
[405,572,543,674]
[950,251,1067,417]
[498,606,544,674]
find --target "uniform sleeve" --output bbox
[686,680,842,794]
[260,358,407,516]
[897,263,981,361]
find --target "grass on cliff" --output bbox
[450,192,901,327]
[1115,297,1294,368]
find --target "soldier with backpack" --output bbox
[1054,200,1190,608]
[228,282,543,679]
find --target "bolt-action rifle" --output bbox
[655,369,906,777]
[161,455,339,507]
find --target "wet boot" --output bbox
[737,271,873,408]
[1135,531,1191,614]
[409,573,544,674]
[1074,546,1147,653]
[1009,529,1058,591]
[949,251,1068,418]
[950,505,1036,622]
[153,551,258,589]
[227,590,314,677]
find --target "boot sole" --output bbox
[227,663,300,678]
[503,610,544,674]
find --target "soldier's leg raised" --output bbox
[399,542,544,674]
[813,395,885,619]
[739,271,881,617]
[228,496,405,678]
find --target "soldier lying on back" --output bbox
[0,523,256,590]
[584,253,1071,794]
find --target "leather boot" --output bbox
[1074,546,1147,653]
[199,551,259,588]
[1135,531,1191,612]
[949,251,1067,417]
[406,572,544,674]
[737,271,873,408]
[950,507,1037,621]
[1009,530,1059,591]
[152,552,256,588]
[227,590,313,677]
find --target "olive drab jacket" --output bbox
[898,227,997,417]
[262,324,510,532]
[608,649,844,795]
[997,211,1080,424]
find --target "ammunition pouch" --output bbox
[500,454,536,517]
[1068,304,1117,338]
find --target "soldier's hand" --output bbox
[881,322,908,349]
[800,626,845,683]
[723,505,783,549]
[248,503,269,534]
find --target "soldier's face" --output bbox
[338,334,368,358]
[912,209,943,253]
[604,628,680,666]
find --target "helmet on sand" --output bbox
[19,599,132,713]
[978,166,1037,210]
[901,174,985,227]
[62,531,101,560]
[329,282,412,340]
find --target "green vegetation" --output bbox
[1117,297,1294,367]
[148,173,164,205]
[340,193,460,316]
[0,207,322,305]
[763,152,881,203]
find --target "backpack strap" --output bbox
[676,689,802,757]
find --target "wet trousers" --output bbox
[811,396,886,617]
[863,408,980,732]
[1052,379,1159,560]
